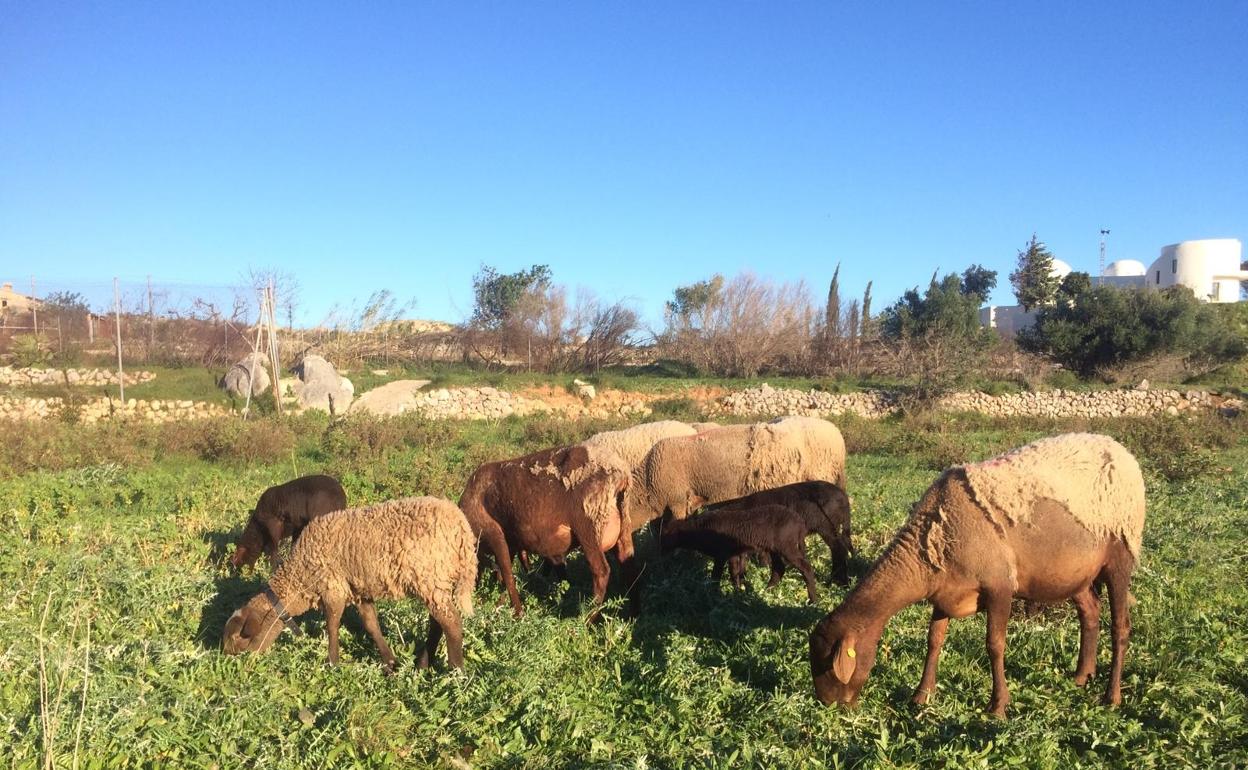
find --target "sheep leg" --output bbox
[324,599,345,667]
[782,542,820,604]
[417,615,442,669]
[826,532,851,587]
[425,605,465,668]
[1103,565,1132,707]
[984,592,1012,717]
[1071,584,1101,686]
[766,553,785,589]
[711,558,726,583]
[482,523,523,617]
[582,545,612,623]
[728,555,747,591]
[912,608,950,705]
[614,524,641,617]
[518,551,533,572]
[357,600,397,673]
[263,519,284,570]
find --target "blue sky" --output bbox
[2,2,1245,327]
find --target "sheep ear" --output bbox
[833,635,858,684]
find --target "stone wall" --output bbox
[711,384,1242,420]
[0,366,155,387]
[710,384,896,418]
[403,387,652,421]
[0,396,228,423]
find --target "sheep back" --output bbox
[269,496,476,618]
[960,433,1145,557]
[581,420,698,472]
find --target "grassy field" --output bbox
[1,412,1245,768]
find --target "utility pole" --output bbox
[30,276,37,336]
[1099,229,1110,286]
[114,278,125,403]
[147,274,154,358]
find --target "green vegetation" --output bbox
[1,410,1245,767]
[1019,286,1248,377]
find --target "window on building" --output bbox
[1172,259,1177,273]
[1212,283,1220,301]
[1155,270,1161,285]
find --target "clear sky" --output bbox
[3,2,1245,327]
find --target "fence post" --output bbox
[31,276,37,336]
[114,278,125,403]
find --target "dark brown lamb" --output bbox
[660,504,820,603]
[458,444,638,619]
[230,474,347,570]
[702,480,854,585]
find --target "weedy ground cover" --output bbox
[0,414,1244,768]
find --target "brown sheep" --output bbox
[459,444,638,619]
[230,474,347,570]
[223,496,476,670]
[809,433,1146,717]
[702,480,854,585]
[630,415,848,527]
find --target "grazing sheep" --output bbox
[703,480,854,585]
[661,504,820,603]
[580,420,698,472]
[688,421,723,434]
[230,474,347,570]
[459,444,638,619]
[809,433,1146,717]
[630,415,848,526]
[222,496,476,670]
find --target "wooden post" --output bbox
[30,276,37,336]
[113,278,125,403]
[146,274,154,360]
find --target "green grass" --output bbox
[0,415,1245,768]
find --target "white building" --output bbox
[980,238,1246,338]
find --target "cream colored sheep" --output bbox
[629,415,848,526]
[580,420,697,472]
[222,496,477,670]
[811,433,1146,716]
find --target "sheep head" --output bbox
[222,590,302,655]
[229,514,264,570]
[809,613,880,707]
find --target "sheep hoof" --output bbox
[1101,692,1122,708]
[1073,671,1093,687]
[985,702,1009,719]
[911,689,931,706]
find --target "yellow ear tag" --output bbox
[847,648,856,658]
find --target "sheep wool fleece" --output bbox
[268,496,477,618]
[961,433,1146,557]
[581,420,698,471]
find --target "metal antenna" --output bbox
[1098,229,1111,286]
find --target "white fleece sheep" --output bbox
[580,420,698,472]
[960,432,1146,556]
[630,415,848,525]
[222,496,477,669]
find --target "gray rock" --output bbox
[221,353,271,397]
[348,379,432,416]
[292,355,354,414]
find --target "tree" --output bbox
[960,264,997,301]
[1018,285,1246,376]
[1010,234,1060,311]
[1057,271,1092,301]
[825,263,841,339]
[665,275,724,328]
[881,266,999,343]
[860,281,873,339]
[470,264,552,330]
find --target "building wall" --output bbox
[1145,239,1244,303]
[0,283,40,313]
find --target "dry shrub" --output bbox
[1094,412,1243,482]
[162,417,296,463]
[660,272,818,377]
[321,413,455,461]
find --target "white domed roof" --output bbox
[1104,259,1146,277]
[1049,259,1072,279]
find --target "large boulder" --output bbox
[348,379,432,416]
[221,353,271,398]
[291,355,354,414]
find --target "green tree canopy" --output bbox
[471,264,552,329]
[665,274,724,327]
[880,266,998,343]
[1018,285,1247,375]
[1010,234,1060,311]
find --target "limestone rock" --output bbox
[348,379,433,416]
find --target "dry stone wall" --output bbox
[0,366,155,387]
[712,384,1242,420]
[0,395,228,423]
[401,387,652,421]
